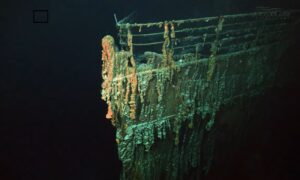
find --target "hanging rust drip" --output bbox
[101,8,299,180]
[126,28,138,120]
[101,35,115,121]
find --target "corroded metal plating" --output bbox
[101,8,299,180]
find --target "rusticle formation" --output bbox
[101,8,299,180]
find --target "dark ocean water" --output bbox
[0,0,299,179]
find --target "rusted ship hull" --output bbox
[101,8,299,180]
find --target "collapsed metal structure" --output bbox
[101,8,299,180]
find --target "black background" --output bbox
[1,0,299,179]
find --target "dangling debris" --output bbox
[101,8,299,180]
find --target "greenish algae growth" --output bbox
[101,8,298,180]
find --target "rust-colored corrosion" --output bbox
[101,32,138,122]
[101,35,115,120]
[127,29,138,120]
[101,8,299,180]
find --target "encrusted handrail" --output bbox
[116,9,298,60]
[101,8,299,180]
[116,9,295,28]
